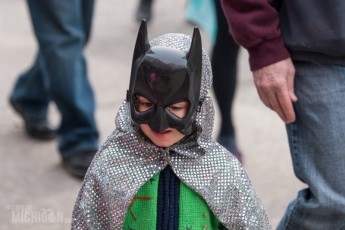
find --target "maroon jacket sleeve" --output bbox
[221,0,290,70]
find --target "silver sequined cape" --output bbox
[72,33,272,230]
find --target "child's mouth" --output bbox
[152,130,171,138]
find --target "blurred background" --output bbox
[0,0,304,229]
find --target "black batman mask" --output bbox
[127,20,202,135]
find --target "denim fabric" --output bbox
[277,62,345,229]
[10,0,99,158]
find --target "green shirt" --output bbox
[123,172,226,230]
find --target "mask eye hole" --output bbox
[167,101,189,118]
[136,96,155,112]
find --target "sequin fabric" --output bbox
[72,33,271,229]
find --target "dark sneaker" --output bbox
[63,151,96,179]
[9,99,57,140]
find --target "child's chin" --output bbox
[152,139,177,148]
[154,142,171,148]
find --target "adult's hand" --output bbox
[253,58,298,124]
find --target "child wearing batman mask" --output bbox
[71,21,271,229]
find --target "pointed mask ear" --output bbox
[187,27,202,80]
[132,20,150,65]
[128,20,151,101]
[187,27,202,100]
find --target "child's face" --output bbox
[137,96,189,148]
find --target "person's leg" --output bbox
[27,0,99,159]
[135,0,154,22]
[277,62,345,229]
[10,55,49,120]
[211,0,240,157]
[81,0,95,44]
[9,43,56,140]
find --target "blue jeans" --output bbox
[10,0,99,158]
[277,62,345,229]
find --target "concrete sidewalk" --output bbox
[0,1,303,229]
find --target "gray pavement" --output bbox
[0,1,304,229]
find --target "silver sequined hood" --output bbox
[72,33,271,230]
